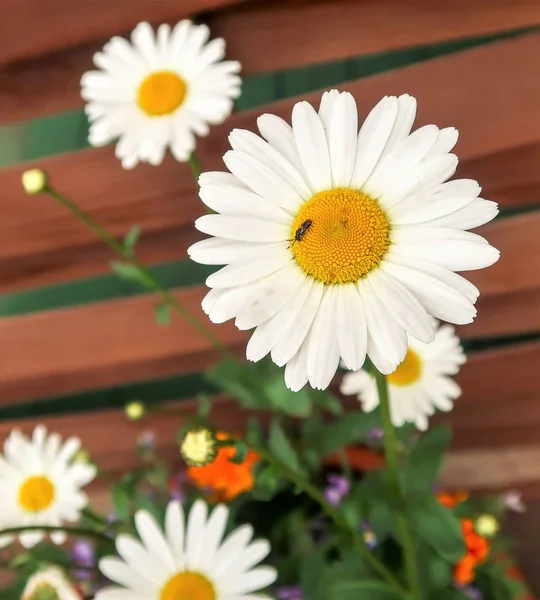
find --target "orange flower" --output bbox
[454,519,490,585]
[188,432,258,502]
[437,490,469,509]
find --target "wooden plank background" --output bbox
[0,0,539,506]
[2,0,540,123]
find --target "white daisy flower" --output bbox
[188,90,499,391]
[96,499,276,600]
[81,21,241,168]
[340,321,466,430]
[0,425,96,548]
[23,567,81,600]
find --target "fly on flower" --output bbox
[290,219,313,246]
[189,90,499,391]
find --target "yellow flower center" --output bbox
[160,572,216,600]
[387,349,422,386]
[18,476,55,512]
[137,71,187,116]
[290,188,390,284]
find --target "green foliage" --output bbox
[110,261,153,287]
[228,440,248,464]
[269,419,302,475]
[405,493,465,562]
[329,580,401,600]
[123,225,141,256]
[403,425,452,494]
[154,302,171,326]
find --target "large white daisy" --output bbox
[23,567,81,600]
[96,499,276,600]
[341,321,466,430]
[189,90,499,391]
[81,21,241,168]
[0,425,96,548]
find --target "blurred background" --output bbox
[0,0,539,590]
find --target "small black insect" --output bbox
[290,219,312,246]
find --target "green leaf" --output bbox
[310,389,343,414]
[405,493,465,562]
[123,225,141,256]
[110,483,131,521]
[318,410,380,456]
[205,360,271,410]
[245,417,264,446]
[154,303,171,326]
[368,501,395,539]
[229,441,248,464]
[268,419,301,474]
[110,261,153,287]
[300,549,327,600]
[252,464,281,500]
[404,425,451,493]
[264,376,312,416]
[329,579,401,600]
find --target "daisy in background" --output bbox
[341,321,465,430]
[96,499,276,600]
[81,21,241,168]
[189,90,499,391]
[22,567,81,600]
[0,425,96,548]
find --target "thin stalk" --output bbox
[374,369,421,599]
[43,185,234,361]
[252,445,405,594]
[188,152,202,182]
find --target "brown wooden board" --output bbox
[0,0,249,68]
[2,35,540,293]
[3,0,540,123]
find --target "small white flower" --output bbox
[96,499,276,600]
[0,426,96,548]
[81,21,241,168]
[341,321,466,430]
[22,169,48,195]
[23,567,81,600]
[189,90,499,391]
[502,491,526,513]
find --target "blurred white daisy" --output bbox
[81,21,241,168]
[502,491,526,513]
[23,567,81,600]
[96,499,276,600]
[0,425,96,548]
[189,90,499,391]
[341,321,466,430]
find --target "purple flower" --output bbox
[71,540,95,580]
[137,430,156,452]
[457,585,483,600]
[276,586,303,600]
[324,474,350,507]
[361,522,377,549]
[367,427,383,441]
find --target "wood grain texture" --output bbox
[0,286,247,405]
[3,0,540,123]
[2,34,540,292]
[0,0,248,68]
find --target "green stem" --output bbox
[188,152,202,182]
[44,186,235,361]
[253,445,405,594]
[374,369,421,599]
[0,524,112,544]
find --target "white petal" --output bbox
[115,535,169,584]
[185,499,208,570]
[430,127,459,156]
[165,501,185,570]
[228,129,311,200]
[327,92,358,186]
[307,286,340,390]
[188,238,265,266]
[424,199,499,230]
[199,184,291,223]
[223,150,302,213]
[336,283,367,371]
[350,96,398,189]
[318,89,341,130]
[224,567,277,595]
[206,284,260,324]
[284,337,309,392]
[257,114,307,178]
[195,214,288,243]
[206,246,291,288]
[271,281,324,367]
[370,268,435,343]
[292,101,332,191]
[99,558,157,595]
[246,277,315,362]
[378,94,417,162]
[214,525,254,578]
[235,266,306,330]
[134,511,175,570]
